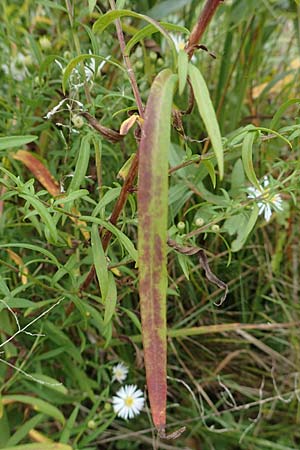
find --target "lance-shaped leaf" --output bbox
[0,135,37,150]
[138,69,177,432]
[188,63,224,179]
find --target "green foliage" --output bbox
[0,0,299,449]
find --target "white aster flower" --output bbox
[112,384,145,420]
[247,176,283,222]
[169,33,197,62]
[112,362,129,383]
[170,33,186,53]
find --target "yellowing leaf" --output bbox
[119,114,139,136]
[6,249,29,285]
[13,150,60,197]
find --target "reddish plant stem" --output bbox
[185,0,224,59]
[80,154,138,291]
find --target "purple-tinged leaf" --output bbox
[138,69,177,432]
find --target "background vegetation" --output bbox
[0,0,300,449]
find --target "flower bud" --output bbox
[88,420,96,429]
[195,217,204,227]
[72,114,84,129]
[149,51,157,61]
[104,402,112,412]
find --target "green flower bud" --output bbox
[135,60,143,70]
[149,51,157,61]
[104,402,112,412]
[88,420,96,429]
[195,217,204,227]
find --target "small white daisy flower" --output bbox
[112,362,129,383]
[170,33,186,52]
[112,384,145,420]
[247,176,283,222]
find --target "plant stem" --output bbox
[185,0,224,59]
[80,154,138,291]
[108,0,144,118]
[81,1,143,291]
[65,0,92,104]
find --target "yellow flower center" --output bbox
[260,188,270,200]
[125,397,134,407]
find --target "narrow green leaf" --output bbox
[91,223,109,301]
[0,407,10,447]
[0,243,59,267]
[53,189,89,206]
[93,10,177,66]
[178,49,188,95]
[138,69,177,431]
[270,98,300,130]
[103,272,117,326]
[2,395,65,425]
[59,405,80,444]
[88,0,97,14]
[0,135,37,151]
[230,158,245,194]
[177,253,190,280]
[62,54,125,94]
[231,206,259,252]
[241,131,260,189]
[188,63,224,179]
[125,23,189,56]
[43,321,83,364]
[80,216,138,262]
[68,134,91,193]
[119,307,142,333]
[20,194,58,243]
[255,126,291,148]
[6,414,44,447]
[92,187,121,217]
[202,160,216,189]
